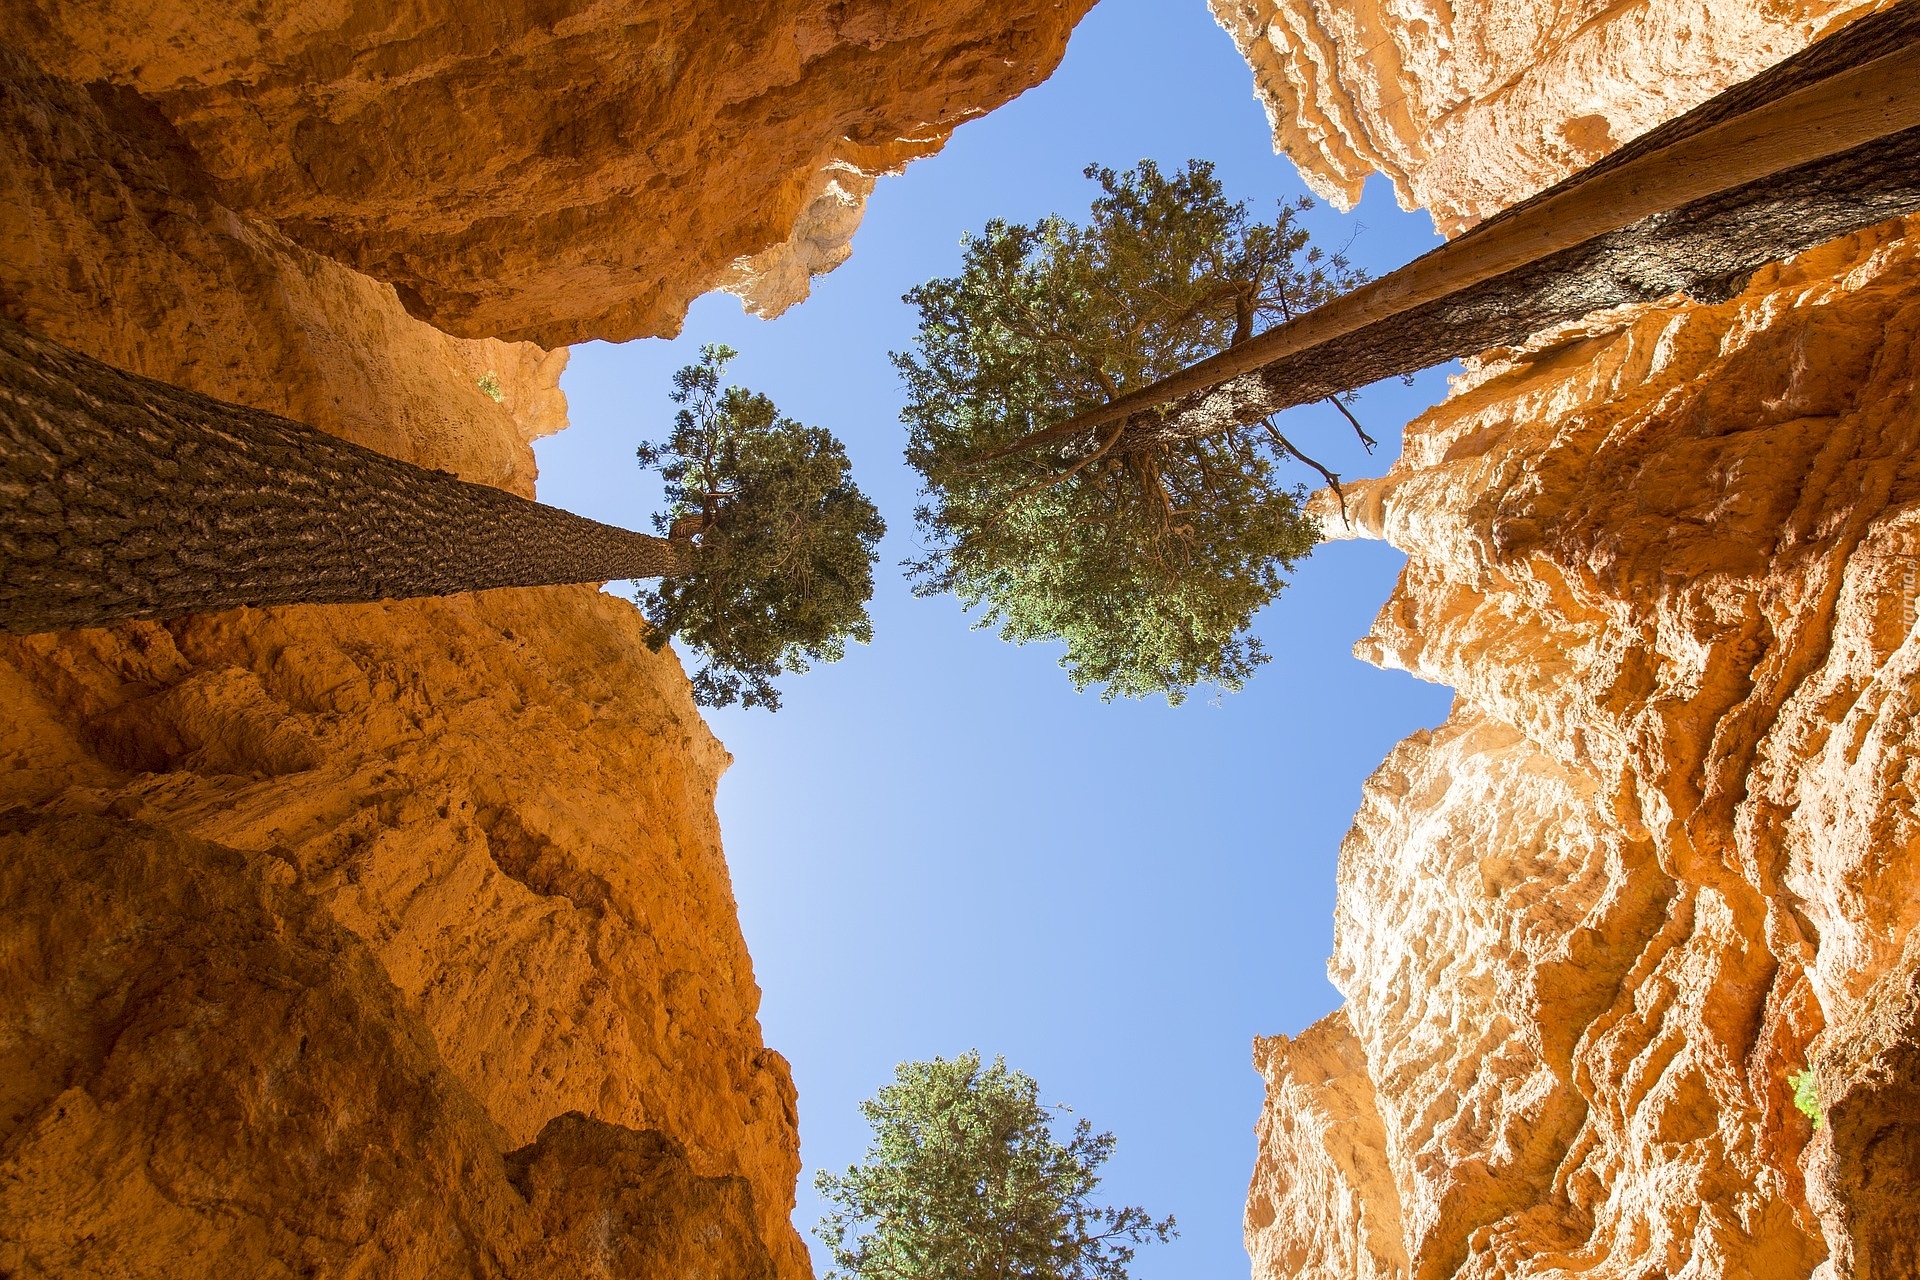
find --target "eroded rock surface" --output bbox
[1210,0,1891,233]
[1251,220,1920,1278]
[1,0,1095,343]
[1232,5,1920,1276]
[1,586,813,1277]
[1247,1011,1407,1280]
[1,34,810,1274]
[0,812,775,1280]
[0,3,1092,1275]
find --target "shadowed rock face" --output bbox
[0,49,565,498]
[0,812,775,1280]
[0,582,817,1278]
[0,3,1092,1277]
[1228,5,1920,1278]
[507,1113,778,1280]
[0,0,1096,344]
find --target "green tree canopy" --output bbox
[815,1052,1174,1280]
[896,159,1371,703]
[638,344,885,710]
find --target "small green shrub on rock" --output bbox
[1788,1067,1823,1130]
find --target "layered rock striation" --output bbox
[1232,5,1920,1279]
[0,3,1091,1276]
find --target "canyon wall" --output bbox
[0,4,1091,1276]
[1,0,1093,343]
[1210,0,1894,233]
[1230,4,1920,1279]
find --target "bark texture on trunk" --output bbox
[0,319,688,634]
[1126,124,1920,449]
[996,0,1920,460]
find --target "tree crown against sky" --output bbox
[815,1052,1175,1280]
[896,159,1372,703]
[638,344,885,710]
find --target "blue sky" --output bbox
[535,2,1455,1274]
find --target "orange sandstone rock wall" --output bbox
[0,40,808,1279]
[1230,6,1920,1280]
[0,49,563,498]
[0,811,782,1280]
[1209,0,1893,233]
[0,588,803,1279]
[0,4,1091,1276]
[1,0,1095,344]
[1258,226,1920,1280]
[1247,1012,1407,1280]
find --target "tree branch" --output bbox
[987,422,1128,523]
[1325,395,1377,452]
[1262,418,1348,529]
[952,14,1920,465]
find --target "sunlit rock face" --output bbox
[1254,218,1920,1279]
[1247,1011,1408,1280]
[0,0,1095,344]
[1228,5,1920,1277]
[1209,0,1887,233]
[0,4,1091,1276]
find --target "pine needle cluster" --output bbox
[638,344,885,709]
[815,1052,1174,1280]
[896,159,1368,702]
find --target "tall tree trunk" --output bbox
[0,318,689,635]
[972,0,1920,464]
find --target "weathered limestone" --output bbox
[1247,1011,1408,1280]
[0,812,778,1280]
[1255,219,1920,1278]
